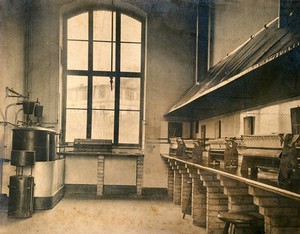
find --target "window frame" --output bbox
[291,107,300,135]
[214,120,221,138]
[243,116,255,135]
[62,7,145,147]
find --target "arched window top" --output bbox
[62,6,145,146]
[61,0,146,22]
[67,10,142,43]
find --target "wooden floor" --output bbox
[0,197,206,234]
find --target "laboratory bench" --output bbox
[161,153,300,234]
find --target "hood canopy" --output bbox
[165,17,300,120]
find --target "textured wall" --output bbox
[196,98,300,139]
[142,1,196,187]
[25,0,197,188]
[0,0,26,193]
[210,0,278,66]
[1,0,281,191]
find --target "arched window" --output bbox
[62,9,145,146]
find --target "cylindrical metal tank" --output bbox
[11,150,35,167]
[34,105,43,117]
[12,127,57,161]
[8,175,34,219]
[22,101,35,115]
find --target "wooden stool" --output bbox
[217,212,261,234]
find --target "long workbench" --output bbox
[161,154,300,234]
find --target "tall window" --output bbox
[291,107,300,135]
[214,120,221,138]
[63,9,145,146]
[244,116,255,135]
[200,125,206,140]
[168,122,183,139]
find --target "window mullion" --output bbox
[139,19,146,145]
[114,11,121,145]
[62,18,68,143]
[87,10,93,138]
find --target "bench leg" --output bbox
[223,222,230,234]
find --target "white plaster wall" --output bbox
[210,0,278,66]
[196,113,241,139]
[143,2,196,188]
[65,155,98,185]
[26,0,197,189]
[1,0,282,192]
[27,1,61,127]
[104,157,136,185]
[197,98,300,138]
[0,0,26,193]
[1,164,15,195]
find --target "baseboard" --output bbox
[141,187,168,198]
[64,184,137,198]
[64,184,97,194]
[103,185,137,196]
[1,188,65,211]
[34,187,65,210]
[64,184,97,199]
[63,184,169,200]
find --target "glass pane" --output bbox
[120,43,141,72]
[66,109,87,142]
[120,78,140,110]
[93,76,115,109]
[93,42,115,71]
[94,10,116,41]
[121,14,141,42]
[67,41,88,70]
[92,110,114,140]
[68,12,88,40]
[119,111,140,144]
[67,76,88,108]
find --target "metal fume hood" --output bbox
[165,16,300,120]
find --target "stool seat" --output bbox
[218,212,262,234]
[217,212,256,224]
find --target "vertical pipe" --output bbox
[194,3,199,83]
[24,0,31,95]
[196,1,209,82]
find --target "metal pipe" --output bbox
[5,102,23,122]
[1,99,24,194]
[5,87,28,99]
[15,109,23,124]
[0,121,18,127]
[2,102,23,163]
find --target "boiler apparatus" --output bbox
[7,99,64,213]
[12,127,57,161]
